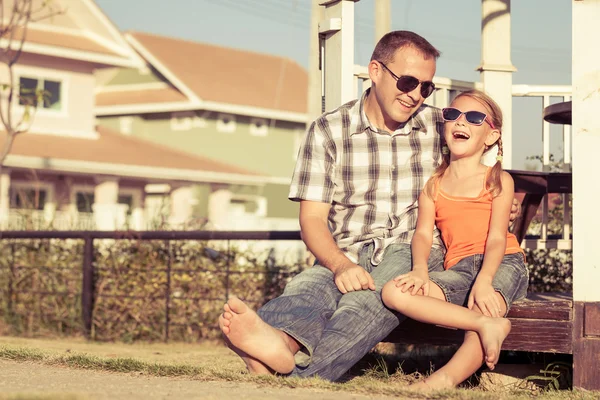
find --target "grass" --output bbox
[0,336,598,399]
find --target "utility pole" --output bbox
[374,0,391,44]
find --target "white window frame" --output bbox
[170,111,208,131]
[229,194,267,217]
[170,111,193,131]
[15,66,69,118]
[249,118,269,137]
[118,187,143,210]
[9,181,54,210]
[71,184,95,213]
[217,113,236,133]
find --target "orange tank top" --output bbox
[434,169,524,269]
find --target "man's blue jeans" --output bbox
[257,242,445,381]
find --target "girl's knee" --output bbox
[381,281,409,310]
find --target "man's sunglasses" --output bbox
[377,61,436,99]
[442,107,496,129]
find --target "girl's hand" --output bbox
[468,278,502,317]
[393,269,430,296]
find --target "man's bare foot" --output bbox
[218,296,295,374]
[408,372,455,392]
[221,332,273,375]
[479,317,511,370]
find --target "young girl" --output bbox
[381,89,528,391]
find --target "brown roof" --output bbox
[96,87,188,107]
[14,26,121,57]
[5,127,258,176]
[128,32,308,114]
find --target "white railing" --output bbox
[353,66,572,250]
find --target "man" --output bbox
[219,31,517,381]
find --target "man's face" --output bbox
[370,47,436,125]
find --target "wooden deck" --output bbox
[384,292,573,354]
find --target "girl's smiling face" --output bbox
[444,95,500,160]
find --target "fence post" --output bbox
[165,240,172,342]
[82,235,94,338]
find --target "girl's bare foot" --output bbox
[218,296,295,374]
[408,372,455,392]
[479,317,511,370]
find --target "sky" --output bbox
[95,0,573,170]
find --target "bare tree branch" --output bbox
[0,0,66,181]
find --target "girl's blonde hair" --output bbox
[425,89,504,199]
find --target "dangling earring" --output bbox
[442,145,450,155]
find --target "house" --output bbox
[95,32,309,231]
[0,0,274,231]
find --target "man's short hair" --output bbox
[371,31,441,64]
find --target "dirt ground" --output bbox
[0,360,398,400]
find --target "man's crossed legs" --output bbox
[219,243,445,381]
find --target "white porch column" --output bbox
[207,187,232,229]
[130,191,145,230]
[92,178,125,230]
[477,0,517,168]
[0,172,10,227]
[572,0,600,390]
[319,0,358,111]
[169,185,193,227]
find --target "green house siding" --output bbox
[102,112,305,179]
[263,183,298,219]
[105,68,166,86]
[97,111,305,222]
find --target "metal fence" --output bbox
[0,230,303,341]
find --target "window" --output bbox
[19,76,62,111]
[10,188,47,210]
[76,192,95,213]
[229,195,266,217]
[118,194,133,216]
[217,113,236,133]
[250,118,268,136]
[170,111,207,131]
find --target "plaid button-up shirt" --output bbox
[289,89,445,265]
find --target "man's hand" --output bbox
[468,276,502,318]
[334,264,376,294]
[509,197,521,225]
[393,269,430,296]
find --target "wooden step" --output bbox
[383,292,573,354]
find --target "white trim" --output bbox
[0,39,142,68]
[15,69,69,118]
[26,128,98,139]
[125,33,200,102]
[80,0,146,67]
[23,22,131,60]
[95,81,169,93]
[95,99,308,123]
[249,118,269,136]
[511,84,572,97]
[4,155,292,186]
[216,113,236,133]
